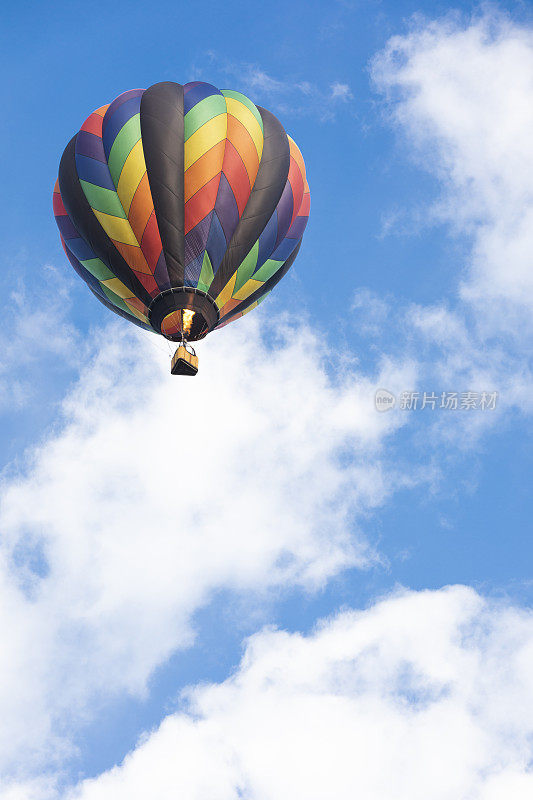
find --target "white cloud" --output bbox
[330,81,353,101]
[0,266,81,413]
[371,8,533,422]
[67,586,533,800]
[194,54,355,121]
[0,312,414,783]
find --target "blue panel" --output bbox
[255,209,278,272]
[65,234,96,263]
[270,236,299,264]
[205,211,227,274]
[102,96,141,160]
[183,82,222,114]
[75,154,115,190]
[184,252,204,286]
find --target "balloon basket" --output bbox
[171,344,198,376]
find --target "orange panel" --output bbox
[219,297,241,318]
[113,241,151,274]
[226,114,259,188]
[128,172,153,243]
[124,296,148,314]
[289,138,306,181]
[184,140,226,203]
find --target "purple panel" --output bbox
[153,250,171,291]
[184,212,212,266]
[183,81,202,95]
[214,172,239,244]
[104,88,144,118]
[285,214,308,241]
[274,181,293,249]
[55,213,79,241]
[75,130,107,162]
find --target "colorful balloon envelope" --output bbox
[53,81,310,371]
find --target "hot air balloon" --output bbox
[53,81,310,375]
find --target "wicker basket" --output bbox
[171,345,199,376]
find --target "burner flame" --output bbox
[182,309,194,336]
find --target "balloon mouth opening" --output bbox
[148,289,219,342]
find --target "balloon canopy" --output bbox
[53,81,310,357]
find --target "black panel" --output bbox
[208,106,291,300]
[215,240,301,328]
[58,136,153,310]
[140,82,185,287]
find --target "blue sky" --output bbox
[1,1,532,798]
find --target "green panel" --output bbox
[251,258,284,283]
[221,90,263,131]
[81,257,114,281]
[80,180,126,218]
[197,251,214,293]
[108,114,141,186]
[233,240,259,293]
[101,284,135,316]
[184,95,227,140]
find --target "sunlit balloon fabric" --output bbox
[54,81,310,342]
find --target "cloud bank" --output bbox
[69,586,533,800]
[372,8,533,423]
[0,314,412,783]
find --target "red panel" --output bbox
[288,157,305,229]
[141,211,163,271]
[53,190,66,216]
[184,173,221,234]
[299,192,310,219]
[222,140,250,216]
[81,110,105,137]
[132,269,159,296]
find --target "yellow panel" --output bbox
[215,272,237,309]
[101,278,133,299]
[232,277,263,301]
[184,114,227,171]
[93,210,138,246]
[225,98,263,158]
[117,139,146,213]
[124,300,148,322]
[240,300,260,318]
